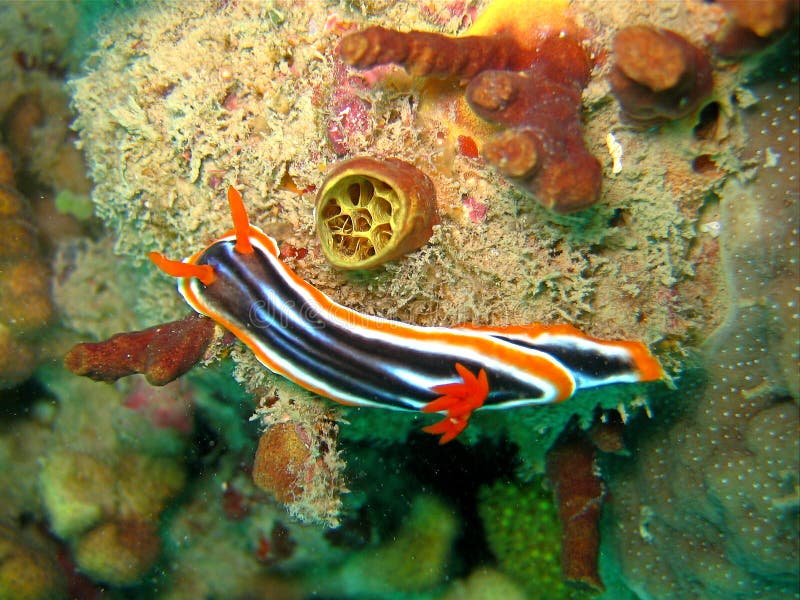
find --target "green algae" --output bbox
[478,478,593,600]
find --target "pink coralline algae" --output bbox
[123,377,194,433]
[324,59,374,156]
[461,195,487,223]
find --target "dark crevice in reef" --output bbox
[340,433,519,576]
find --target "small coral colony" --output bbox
[2,0,794,596]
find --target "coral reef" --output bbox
[51,0,797,596]
[3,91,93,202]
[0,409,52,524]
[73,518,161,587]
[0,145,54,388]
[52,237,152,340]
[67,0,711,374]
[315,156,439,269]
[609,25,713,126]
[0,1,82,114]
[442,567,528,600]
[1,1,94,233]
[156,452,321,600]
[0,2,95,390]
[604,44,799,599]
[340,24,602,213]
[64,313,216,386]
[36,368,188,587]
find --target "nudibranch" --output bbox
[149,186,663,443]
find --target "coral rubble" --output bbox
[315,156,439,269]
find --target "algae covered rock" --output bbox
[74,519,161,587]
[0,523,66,600]
[442,567,528,600]
[322,494,458,597]
[478,478,592,599]
[39,450,117,539]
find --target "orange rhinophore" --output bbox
[148,252,216,286]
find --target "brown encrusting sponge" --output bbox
[340,27,602,214]
[64,313,215,386]
[546,433,605,593]
[609,25,713,126]
[465,35,601,213]
[339,25,535,77]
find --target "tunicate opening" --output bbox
[358,179,375,205]
[371,196,393,222]
[321,201,341,219]
[372,223,393,251]
[352,209,372,232]
[347,183,360,204]
[327,214,353,235]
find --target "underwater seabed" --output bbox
[0,0,797,599]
